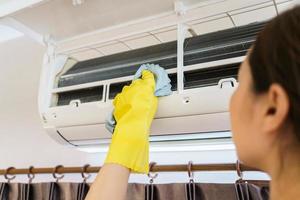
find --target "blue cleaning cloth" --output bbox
[105,63,172,133]
[133,63,172,96]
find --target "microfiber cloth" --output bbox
[105,63,172,133]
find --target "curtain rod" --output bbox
[0,163,259,176]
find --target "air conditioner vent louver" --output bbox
[57,86,103,106]
[105,73,178,101]
[108,81,131,100]
[184,63,239,89]
[56,62,239,106]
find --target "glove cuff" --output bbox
[105,135,149,174]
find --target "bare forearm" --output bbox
[85,164,130,200]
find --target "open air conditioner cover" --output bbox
[57,22,265,88]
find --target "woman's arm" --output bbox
[85,164,130,200]
[85,70,158,200]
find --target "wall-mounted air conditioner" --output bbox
[38,22,265,148]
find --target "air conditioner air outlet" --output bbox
[55,112,231,147]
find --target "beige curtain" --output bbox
[0,182,269,200]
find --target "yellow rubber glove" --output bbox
[105,70,158,173]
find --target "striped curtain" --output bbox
[0,182,269,200]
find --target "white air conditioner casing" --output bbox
[38,21,265,149]
[39,56,240,147]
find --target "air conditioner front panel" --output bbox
[56,112,230,146]
[150,112,230,136]
[57,124,110,141]
[44,85,235,127]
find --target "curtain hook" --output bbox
[81,164,91,183]
[147,162,158,185]
[27,166,35,184]
[187,161,194,183]
[4,167,16,183]
[236,160,244,182]
[52,165,64,183]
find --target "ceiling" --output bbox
[9,0,201,41]
[0,0,50,17]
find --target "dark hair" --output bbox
[249,6,300,139]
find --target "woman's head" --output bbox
[230,6,300,171]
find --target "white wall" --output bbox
[0,36,103,182]
[0,36,269,184]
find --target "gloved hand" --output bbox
[105,63,172,134]
[105,70,158,173]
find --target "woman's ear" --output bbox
[262,84,290,134]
